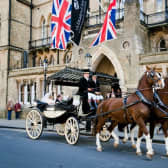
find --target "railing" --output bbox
[29,37,51,50]
[140,10,168,27]
[85,8,124,28]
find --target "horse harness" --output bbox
[89,89,168,119]
[122,90,153,122]
[153,90,168,119]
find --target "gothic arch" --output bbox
[91,45,126,91]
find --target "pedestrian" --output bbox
[14,101,22,119]
[6,100,14,120]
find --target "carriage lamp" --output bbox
[43,58,48,95]
[85,53,92,69]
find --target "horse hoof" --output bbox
[136,152,142,156]
[146,154,153,159]
[132,144,136,149]
[122,139,127,144]
[113,143,119,148]
[97,147,102,152]
[151,151,155,156]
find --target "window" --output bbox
[41,19,46,44]
[156,0,163,12]
[160,39,166,51]
[64,51,72,64]
[21,85,24,103]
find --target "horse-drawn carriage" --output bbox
[25,67,119,145]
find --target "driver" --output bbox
[78,69,90,114]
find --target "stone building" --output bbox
[0,0,168,118]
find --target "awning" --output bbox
[47,67,119,87]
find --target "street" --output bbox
[0,128,168,168]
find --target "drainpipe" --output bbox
[8,0,11,71]
[6,0,12,105]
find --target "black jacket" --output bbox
[88,79,100,93]
[78,77,89,98]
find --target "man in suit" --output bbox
[78,69,91,131]
[78,69,90,114]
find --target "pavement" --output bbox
[0,119,165,144]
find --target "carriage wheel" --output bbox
[55,124,65,136]
[64,117,79,145]
[26,109,43,140]
[99,125,111,142]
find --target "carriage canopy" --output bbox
[47,67,119,87]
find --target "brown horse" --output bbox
[95,66,165,158]
[148,77,168,156]
[123,77,168,156]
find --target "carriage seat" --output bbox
[44,105,66,118]
[72,95,81,106]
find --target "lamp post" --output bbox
[43,58,48,95]
[85,53,92,70]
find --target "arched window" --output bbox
[47,13,52,38]
[41,19,46,44]
[160,39,166,51]
[64,51,72,64]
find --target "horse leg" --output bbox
[108,121,119,148]
[130,123,136,149]
[122,126,129,143]
[136,118,153,158]
[136,126,143,156]
[149,121,155,155]
[161,121,168,156]
[96,117,106,152]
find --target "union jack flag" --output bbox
[90,0,117,47]
[51,0,72,50]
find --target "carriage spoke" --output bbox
[26,110,43,140]
[65,117,79,145]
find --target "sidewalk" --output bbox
[0,119,165,144]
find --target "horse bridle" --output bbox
[147,70,162,84]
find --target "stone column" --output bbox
[36,79,41,100]
[57,85,61,95]
[49,81,52,93]
[31,82,35,104]
[18,82,21,103]
[24,82,28,104]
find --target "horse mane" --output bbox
[137,72,148,89]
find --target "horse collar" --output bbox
[154,90,168,109]
[135,90,153,106]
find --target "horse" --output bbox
[95,66,165,158]
[122,77,168,156]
